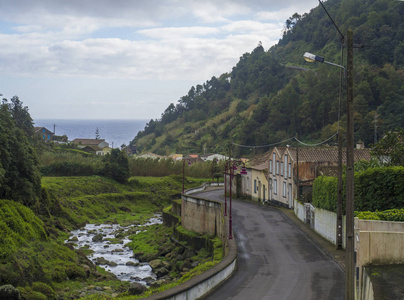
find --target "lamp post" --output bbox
[182,158,191,193]
[303,29,355,299]
[304,51,345,250]
[224,163,228,216]
[227,159,247,239]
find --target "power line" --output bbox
[232,137,295,148]
[232,132,339,149]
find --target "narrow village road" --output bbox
[194,189,344,300]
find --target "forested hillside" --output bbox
[131,0,404,157]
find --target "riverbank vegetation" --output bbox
[1,175,221,299]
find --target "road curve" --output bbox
[194,189,344,300]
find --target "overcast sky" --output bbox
[0,0,319,120]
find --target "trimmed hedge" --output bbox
[312,176,339,212]
[355,208,404,221]
[313,166,404,212]
[355,166,404,211]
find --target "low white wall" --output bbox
[314,208,337,244]
[294,200,305,222]
[164,260,236,300]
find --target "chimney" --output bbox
[356,140,364,149]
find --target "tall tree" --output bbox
[0,96,41,204]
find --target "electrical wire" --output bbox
[232,132,339,149]
[232,137,295,148]
[294,132,338,146]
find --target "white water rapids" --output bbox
[67,215,163,285]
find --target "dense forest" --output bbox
[131,0,404,157]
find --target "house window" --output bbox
[284,155,288,178]
[288,163,291,178]
[276,161,279,175]
[42,135,45,139]
[274,179,277,195]
[42,128,45,133]
[270,160,273,173]
[283,182,286,198]
[281,162,284,176]
[48,135,50,140]
[254,180,257,193]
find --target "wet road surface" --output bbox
[195,189,344,300]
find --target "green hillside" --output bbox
[130,0,404,157]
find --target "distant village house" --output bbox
[35,127,54,142]
[72,138,110,155]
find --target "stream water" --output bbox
[67,215,163,285]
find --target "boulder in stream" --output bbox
[92,234,104,242]
[128,282,147,295]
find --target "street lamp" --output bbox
[303,52,346,74]
[182,158,191,193]
[303,29,355,299]
[303,51,345,250]
[226,160,247,239]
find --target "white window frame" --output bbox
[281,161,284,176]
[274,179,277,195]
[283,182,286,198]
[284,155,288,178]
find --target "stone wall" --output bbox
[144,183,236,300]
[181,194,225,240]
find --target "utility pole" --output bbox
[336,44,344,250]
[345,28,355,300]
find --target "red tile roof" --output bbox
[72,138,105,145]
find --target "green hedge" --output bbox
[355,166,404,211]
[355,208,404,221]
[313,166,404,212]
[312,176,339,212]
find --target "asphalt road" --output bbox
[194,189,345,300]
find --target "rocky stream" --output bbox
[66,215,163,286]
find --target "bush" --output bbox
[355,209,404,221]
[313,166,404,213]
[32,282,57,300]
[312,176,340,212]
[355,166,404,211]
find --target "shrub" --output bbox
[313,166,404,212]
[355,209,404,221]
[32,282,57,300]
[355,166,404,211]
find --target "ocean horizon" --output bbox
[34,119,148,148]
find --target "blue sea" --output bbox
[34,119,148,148]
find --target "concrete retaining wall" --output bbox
[358,231,404,266]
[181,195,224,239]
[144,182,237,300]
[357,219,404,232]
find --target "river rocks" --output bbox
[149,259,164,270]
[94,257,117,266]
[0,284,21,300]
[69,236,79,242]
[126,261,139,267]
[92,233,104,242]
[155,267,169,278]
[128,282,147,295]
